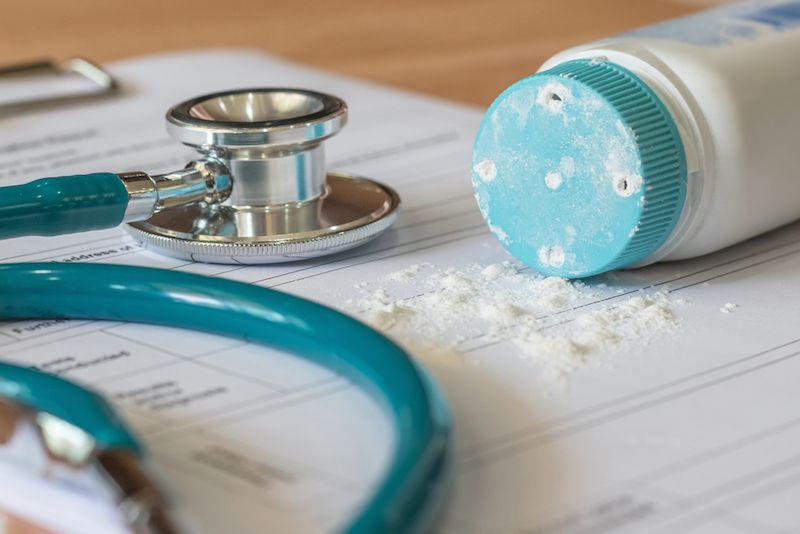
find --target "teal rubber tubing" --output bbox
[0,362,142,454]
[0,173,128,239]
[0,263,452,534]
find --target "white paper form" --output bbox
[1,49,800,534]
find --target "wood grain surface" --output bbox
[0,0,705,106]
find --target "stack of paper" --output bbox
[1,49,799,533]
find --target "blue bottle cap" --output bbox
[473,59,687,278]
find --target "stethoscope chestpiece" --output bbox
[127,88,400,264]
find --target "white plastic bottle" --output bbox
[472,0,800,278]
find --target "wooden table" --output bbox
[0,1,714,532]
[0,0,710,107]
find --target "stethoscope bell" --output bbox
[126,88,400,264]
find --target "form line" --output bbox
[462,349,800,470]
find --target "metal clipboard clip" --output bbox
[0,57,118,115]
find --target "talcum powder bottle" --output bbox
[473,0,800,278]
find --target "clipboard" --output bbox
[0,57,117,115]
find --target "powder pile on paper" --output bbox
[512,293,677,382]
[349,261,680,382]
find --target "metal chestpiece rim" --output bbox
[126,88,401,264]
[165,87,347,149]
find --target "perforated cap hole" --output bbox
[612,174,643,198]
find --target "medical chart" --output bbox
[1,50,800,533]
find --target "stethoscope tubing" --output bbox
[0,262,453,534]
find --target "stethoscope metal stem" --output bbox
[119,159,233,222]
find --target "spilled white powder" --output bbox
[349,262,681,384]
[515,294,676,383]
[386,263,428,282]
[720,302,738,314]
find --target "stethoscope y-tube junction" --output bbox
[119,159,233,223]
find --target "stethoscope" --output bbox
[0,88,452,533]
[0,87,401,261]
